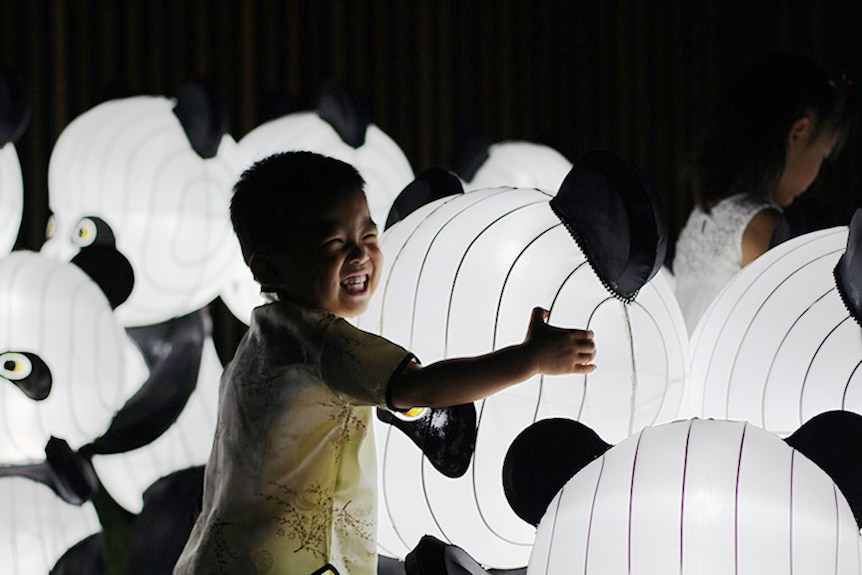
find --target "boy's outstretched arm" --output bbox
[389,307,597,410]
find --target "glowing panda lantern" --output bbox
[39,85,238,513]
[221,83,415,325]
[361,151,689,568]
[0,250,132,460]
[503,414,862,574]
[456,138,573,192]
[0,249,128,573]
[683,210,862,436]
[41,84,245,326]
[0,71,28,254]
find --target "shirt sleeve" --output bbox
[320,317,415,407]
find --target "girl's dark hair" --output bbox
[687,51,855,212]
[230,151,365,261]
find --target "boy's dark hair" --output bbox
[230,151,365,262]
[686,50,856,212]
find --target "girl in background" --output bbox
[673,50,855,334]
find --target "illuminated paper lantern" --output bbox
[360,153,688,567]
[460,140,573,192]
[684,213,862,436]
[222,85,415,324]
[518,417,862,574]
[0,251,130,460]
[41,90,246,327]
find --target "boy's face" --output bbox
[263,187,382,317]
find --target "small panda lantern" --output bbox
[503,413,862,574]
[0,250,132,460]
[0,249,130,574]
[684,210,862,436]
[40,84,246,327]
[363,151,689,568]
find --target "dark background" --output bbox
[4,0,862,347]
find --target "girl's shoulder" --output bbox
[711,192,778,217]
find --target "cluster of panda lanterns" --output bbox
[1,70,861,574]
[0,84,244,573]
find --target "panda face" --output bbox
[0,251,128,460]
[41,95,246,327]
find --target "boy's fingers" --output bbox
[531,306,549,325]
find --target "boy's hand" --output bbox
[524,307,597,375]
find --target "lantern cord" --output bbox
[624,302,638,437]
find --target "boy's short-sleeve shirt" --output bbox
[173,299,413,575]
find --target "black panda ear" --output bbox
[550,150,667,303]
[502,417,612,527]
[0,68,30,147]
[834,209,862,327]
[384,167,464,230]
[452,134,493,183]
[316,80,368,149]
[785,409,862,529]
[71,244,135,309]
[172,81,228,159]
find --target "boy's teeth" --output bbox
[342,275,366,290]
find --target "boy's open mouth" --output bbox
[341,274,368,294]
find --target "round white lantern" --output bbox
[40,93,246,327]
[526,418,862,574]
[361,153,688,567]
[684,213,862,436]
[0,251,129,460]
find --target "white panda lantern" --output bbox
[0,250,127,573]
[0,71,28,255]
[361,152,689,568]
[0,250,131,460]
[41,86,246,327]
[503,415,862,574]
[683,209,862,436]
[221,83,415,325]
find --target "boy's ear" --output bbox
[248,253,278,287]
[788,116,813,150]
